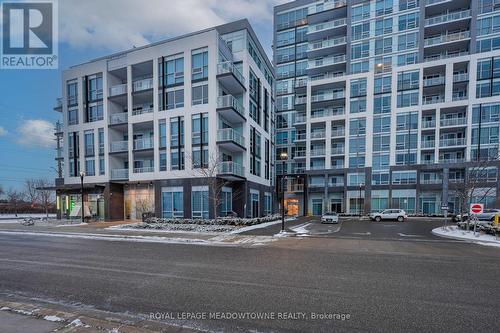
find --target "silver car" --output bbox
[321,212,339,224]
[370,209,407,222]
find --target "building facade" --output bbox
[274,0,500,216]
[53,20,276,221]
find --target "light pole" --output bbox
[280,151,288,232]
[80,171,85,224]
[358,182,363,220]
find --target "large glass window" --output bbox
[162,188,184,218]
[192,187,209,219]
[220,188,232,217]
[192,84,208,105]
[191,49,208,80]
[165,56,184,86]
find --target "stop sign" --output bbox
[470,203,484,214]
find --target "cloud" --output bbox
[59,0,287,51]
[16,120,54,148]
[0,126,7,136]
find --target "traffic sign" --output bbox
[470,203,484,214]
[441,205,448,210]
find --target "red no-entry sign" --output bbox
[470,203,484,214]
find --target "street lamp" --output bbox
[280,151,288,232]
[80,171,85,224]
[358,182,364,220]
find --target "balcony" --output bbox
[310,148,326,157]
[217,95,246,123]
[109,112,128,125]
[288,184,305,192]
[134,138,153,150]
[55,147,63,160]
[439,137,466,147]
[217,128,245,152]
[294,114,307,125]
[331,147,345,155]
[111,169,129,180]
[54,121,63,134]
[452,91,468,101]
[423,95,445,105]
[308,54,346,74]
[438,157,465,164]
[218,161,245,180]
[424,50,469,63]
[294,78,308,89]
[295,133,307,142]
[424,31,470,47]
[423,76,445,87]
[420,178,442,185]
[426,0,453,6]
[294,150,306,159]
[54,97,62,111]
[133,166,154,174]
[453,73,468,82]
[110,141,128,153]
[295,96,307,106]
[310,130,326,140]
[422,120,436,129]
[421,140,435,149]
[311,107,345,118]
[308,0,346,15]
[132,78,153,92]
[217,62,245,94]
[308,36,346,57]
[440,117,467,127]
[308,18,347,39]
[311,90,344,103]
[109,83,127,97]
[425,9,471,27]
[131,107,153,116]
[331,128,345,137]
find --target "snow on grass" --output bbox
[43,315,64,322]
[69,319,90,328]
[0,214,55,219]
[432,226,500,248]
[0,307,11,311]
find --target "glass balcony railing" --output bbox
[422,120,436,128]
[132,107,153,116]
[425,9,471,26]
[424,50,469,62]
[217,128,245,147]
[132,78,153,92]
[109,83,127,96]
[111,169,129,180]
[308,0,347,15]
[311,107,345,118]
[217,61,245,86]
[439,157,465,164]
[219,161,245,178]
[423,76,445,87]
[133,166,154,173]
[133,138,154,150]
[440,117,467,127]
[453,73,469,82]
[294,114,307,123]
[310,130,326,139]
[295,96,307,105]
[110,141,128,153]
[55,97,62,109]
[308,54,346,69]
[311,90,345,102]
[308,18,347,34]
[331,147,345,155]
[331,128,345,137]
[423,95,445,104]
[421,140,435,148]
[295,150,306,158]
[424,31,470,47]
[308,36,346,51]
[109,112,128,125]
[310,148,326,156]
[439,138,466,147]
[217,95,245,117]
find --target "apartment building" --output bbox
[274,0,500,216]
[53,19,275,221]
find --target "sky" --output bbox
[0,0,286,191]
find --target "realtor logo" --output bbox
[1,0,58,69]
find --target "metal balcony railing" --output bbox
[308,0,346,14]
[310,130,326,139]
[453,73,468,82]
[421,140,435,148]
[311,90,345,102]
[423,76,445,87]
[331,128,345,137]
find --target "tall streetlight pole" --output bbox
[80,171,85,224]
[280,151,288,232]
[359,182,363,220]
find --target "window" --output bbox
[264,193,272,216]
[398,32,418,51]
[350,118,366,136]
[170,117,185,170]
[373,116,391,133]
[160,152,167,171]
[374,76,391,94]
[374,94,391,114]
[375,17,392,36]
[250,127,261,176]
[166,89,184,109]
[375,37,392,55]
[85,159,95,176]
[191,49,208,80]
[348,173,365,186]
[165,56,184,86]
[67,80,78,106]
[349,137,366,154]
[396,133,418,150]
[276,45,295,63]
[352,22,370,40]
[398,12,419,31]
[351,41,370,59]
[472,103,500,124]
[88,103,103,122]
[87,75,103,101]
[98,128,104,155]
[396,112,418,131]
[398,70,419,90]
[192,84,208,105]
[352,3,370,22]
[351,60,369,74]
[351,79,367,97]
[276,30,295,47]
[84,131,94,157]
[192,186,209,219]
[220,188,232,217]
[99,157,105,175]
[476,57,500,98]
[162,187,184,218]
[373,135,391,152]
[250,101,260,124]
[392,171,417,184]
[192,113,208,168]
[276,7,307,30]
[350,98,367,113]
[159,121,167,148]
[397,90,419,107]
[372,154,390,172]
[399,0,418,11]
[375,0,393,16]
[68,107,78,125]
[397,52,418,66]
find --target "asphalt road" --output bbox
[1,231,499,332]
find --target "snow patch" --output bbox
[432,226,500,248]
[13,309,34,315]
[43,315,64,322]
[69,319,90,328]
[0,307,11,311]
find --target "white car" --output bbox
[370,209,407,222]
[321,212,339,224]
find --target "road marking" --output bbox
[398,233,423,237]
[352,232,371,236]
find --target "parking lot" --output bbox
[243,216,452,242]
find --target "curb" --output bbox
[432,227,500,246]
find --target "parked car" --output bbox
[370,209,407,222]
[321,212,339,224]
[455,209,500,222]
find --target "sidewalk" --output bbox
[0,297,198,333]
[0,220,283,247]
[432,226,500,248]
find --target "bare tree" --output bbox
[6,188,25,216]
[449,149,500,230]
[0,185,4,198]
[25,179,40,208]
[189,152,242,220]
[35,179,55,218]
